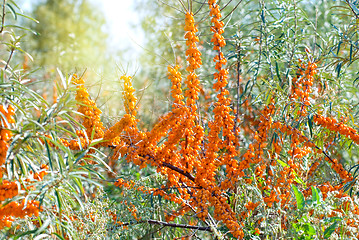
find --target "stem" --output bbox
[4,49,14,70]
[0,0,5,34]
[162,161,196,182]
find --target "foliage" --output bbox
[2,0,359,239]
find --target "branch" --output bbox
[4,48,14,70]
[0,0,5,34]
[138,153,197,183]
[162,162,196,182]
[120,219,212,232]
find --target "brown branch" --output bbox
[0,0,5,34]
[4,48,14,70]
[135,152,197,183]
[119,219,212,232]
[162,162,196,182]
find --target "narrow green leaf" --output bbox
[308,115,313,138]
[55,190,62,211]
[278,159,288,168]
[324,222,338,239]
[51,233,66,240]
[6,3,17,20]
[292,185,305,209]
[311,186,320,205]
[57,68,67,89]
[17,13,39,23]
[336,62,342,78]
[3,24,37,34]
[275,61,281,84]
[337,41,342,55]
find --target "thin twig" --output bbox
[158,0,186,14]
[177,0,188,13]
[194,0,207,16]
[0,0,5,34]
[221,0,243,22]
[4,48,14,70]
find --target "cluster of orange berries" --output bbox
[122,75,137,116]
[0,181,18,202]
[184,12,201,73]
[327,158,353,183]
[208,0,225,51]
[32,164,49,181]
[290,61,317,115]
[307,161,320,177]
[72,75,105,140]
[0,200,41,230]
[313,114,359,144]
[244,201,259,211]
[203,0,243,233]
[184,12,201,109]
[103,116,131,144]
[168,65,184,109]
[0,105,15,166]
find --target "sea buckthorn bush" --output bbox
[2,0,359,239]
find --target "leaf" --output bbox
[13,229,37,239]
[277,159,288,168]
[275,61,281,84]
[55,190,62,211]
[324,217,342,223]
[17,13,39,23]
[308,115,313,138]
[260,10,265,23]
[324,222,338,239]
[57,68,67,89]
[306,224,316,235]
[311,186,322,205]
[51,233,66,240]
[336,62,342,78]
[336,41,342,55]
[3,24,37,34]
[292,185,305,210]
[6,3,17,20]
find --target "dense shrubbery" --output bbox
[1,0,359,239]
